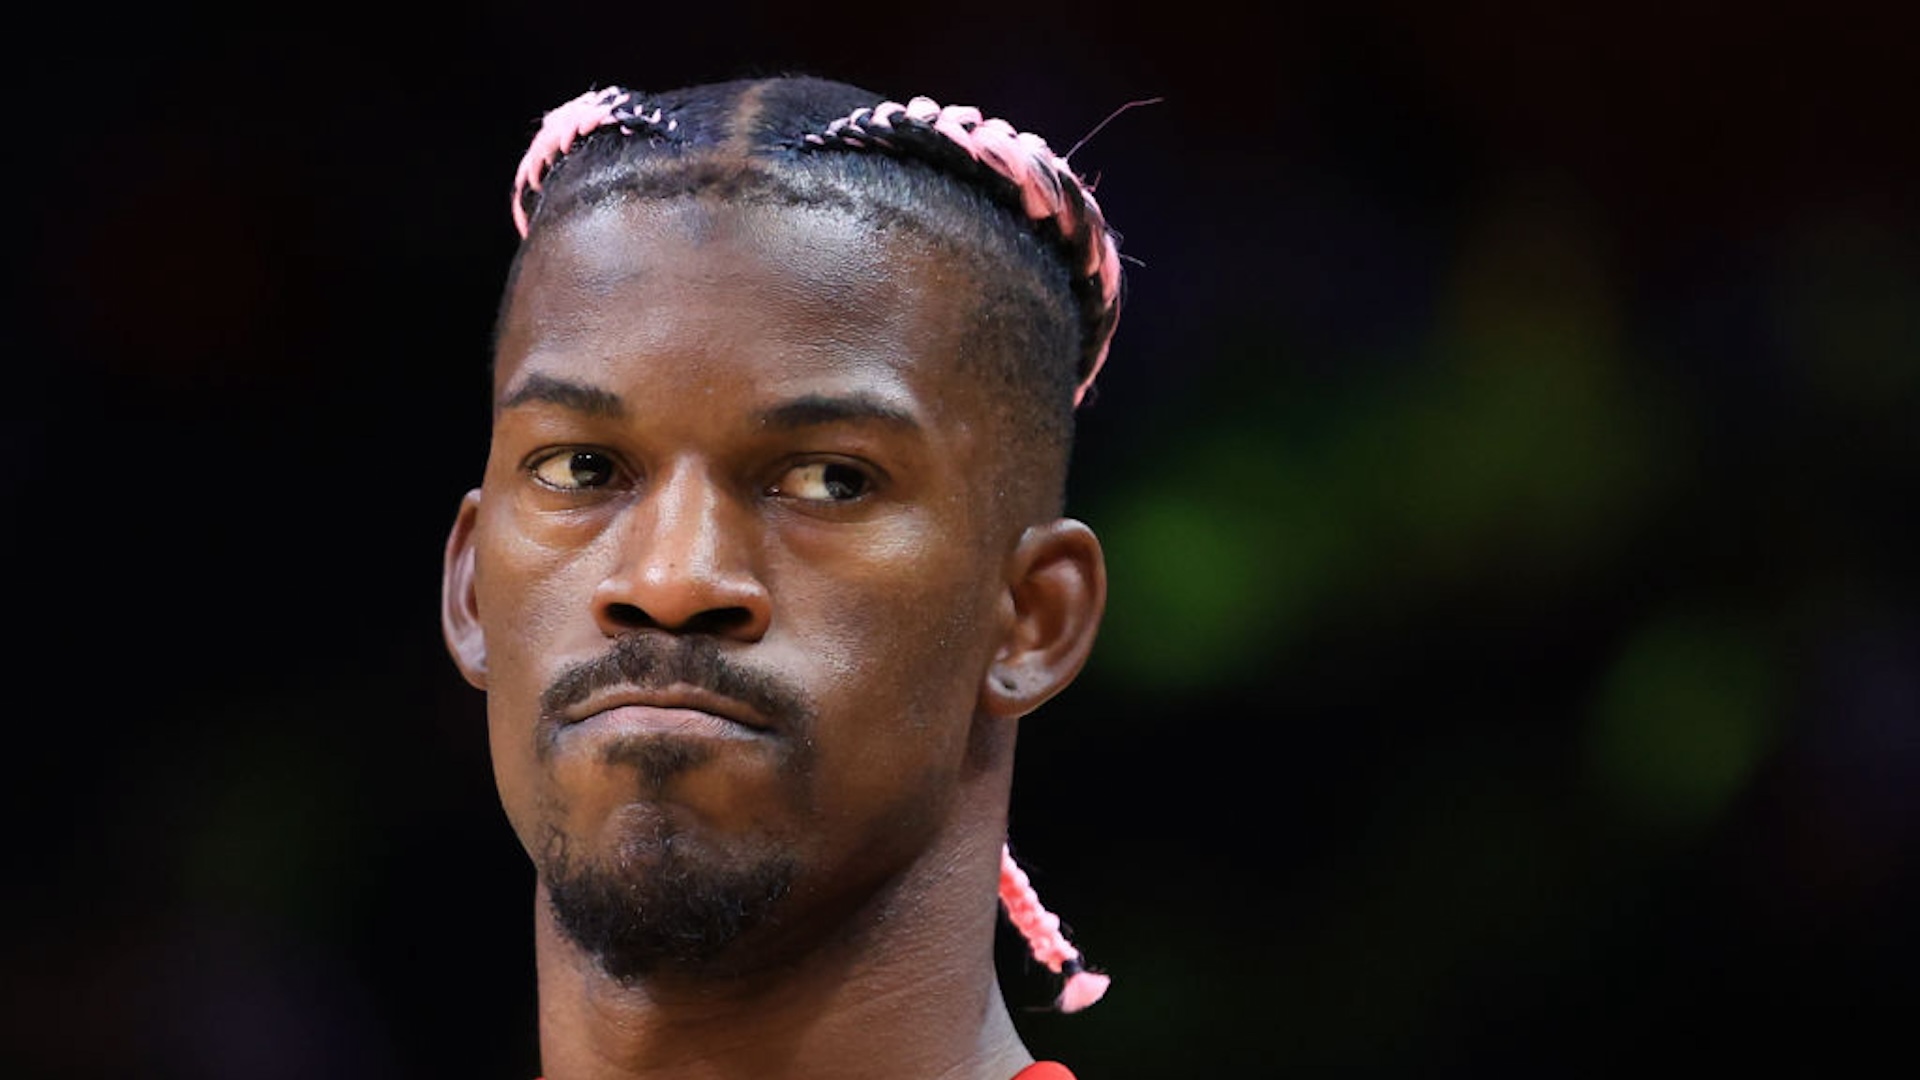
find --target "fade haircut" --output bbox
[496,75,1125,505]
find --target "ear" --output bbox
[441,489,489,690]
[981,518,1107,719]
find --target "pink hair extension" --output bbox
[803,97,1124,407]
[506,82,1125,407]
[510,86,675,238]
[999,842,1110,1012]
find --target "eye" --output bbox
[771,461,873,503]
[528,449,620,491]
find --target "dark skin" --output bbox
[441,195,1106,1080]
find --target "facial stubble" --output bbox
[541,765,800,983]
[534,635,813,983]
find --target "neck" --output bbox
[530,830,1033,1080]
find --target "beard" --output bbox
[532,633,816,981]
[542,806,798,983]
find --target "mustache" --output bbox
[539,634,813,733]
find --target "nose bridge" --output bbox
[643,457,726,573]
[597,455,767,634]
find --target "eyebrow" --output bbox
[497,373,625,419]
[496,378,921,433]
[754,393,923,433]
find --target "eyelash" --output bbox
[523,449,877,504]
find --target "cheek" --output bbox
[787,518,996,669]
[474,513,596,676]
[473,518,600,835]
[774,531,1004,774]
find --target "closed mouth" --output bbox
[563,684,773,736]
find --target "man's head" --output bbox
[440,75,1119,1005]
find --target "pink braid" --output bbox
[507,85,1125,407]
[999,842,1110,1012]
[510,87,672,238]
[805,97,1124,407]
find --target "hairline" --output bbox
[493,156,1078,517]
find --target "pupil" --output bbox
[572,452,610,486]
[824,465,860,499]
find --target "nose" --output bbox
[591,461,771,640]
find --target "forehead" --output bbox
[497,197,987,408]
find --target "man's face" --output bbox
[447,196,1024,978]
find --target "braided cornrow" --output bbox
[507,81,1124,409]
[510,87,679,238]
[800,97,1122,406]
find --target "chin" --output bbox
[540,813,799,982]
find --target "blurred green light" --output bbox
[1091,427,1344,693]
[1584,611,1780,834]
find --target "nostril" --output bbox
[683,607,756,636]
[603,601,657,630]
[599,600,758,636]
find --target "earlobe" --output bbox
[442,489,490,690]
[981,519,1107,719]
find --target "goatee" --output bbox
[543,819,797,982]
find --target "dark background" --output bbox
[11,2,1918,1077]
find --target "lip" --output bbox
[561,685,773,739]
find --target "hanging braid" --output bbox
[999,842,1111,1012]
[503,75,1119,1013]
